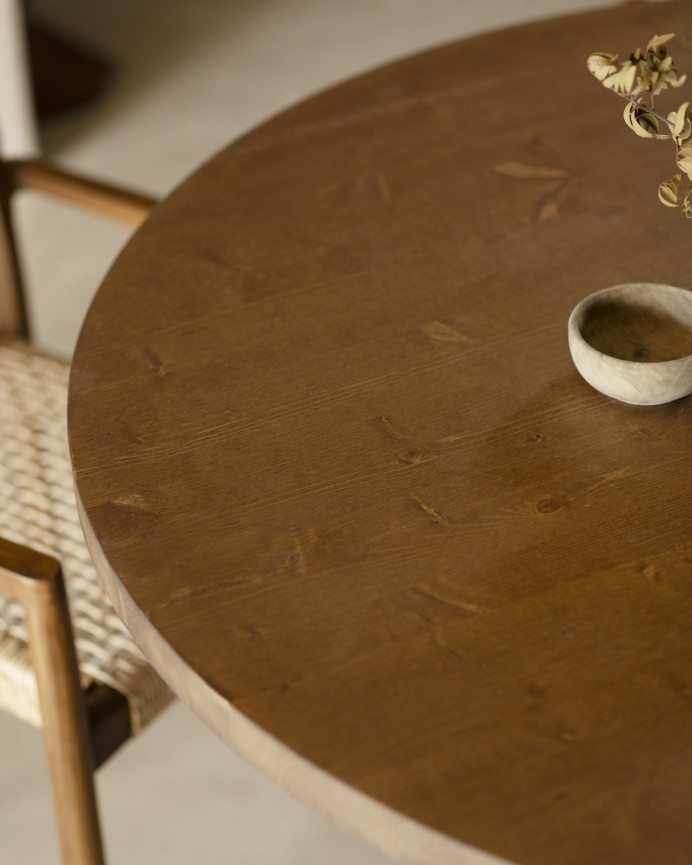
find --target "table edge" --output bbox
[75,490,512,865]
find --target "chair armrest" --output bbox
[5,158,156,226]
[0,535,132,764]
[0,535,62,602]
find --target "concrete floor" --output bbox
[2,1,613,863]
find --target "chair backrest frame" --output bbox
[0,155,155,341]
[0,159,29,338]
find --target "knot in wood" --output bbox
[536,497,561,514]
[398,447,424,465]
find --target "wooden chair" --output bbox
[0,157,174,865]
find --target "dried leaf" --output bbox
[683,107,692,143]
[668,101,690,138]
[683,186,692,218]
[603,61,639,93]
[623,101,668,138]
[587,52,618,81]
[658,174,682,207]
[677,144,692,181]
[636,34,687,95]
[646,33,675,56]
[589,32,692,219]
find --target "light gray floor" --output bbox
[2,1,613,863]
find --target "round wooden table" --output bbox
[68,4,692,864]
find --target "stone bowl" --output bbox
[568,282,692,405]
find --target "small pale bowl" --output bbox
[568,282,692,405]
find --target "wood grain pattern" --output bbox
[69,4,692,865]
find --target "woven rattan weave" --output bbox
[0,339,173,732]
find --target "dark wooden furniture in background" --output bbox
[27,14,113,121]
[68,4,692,865]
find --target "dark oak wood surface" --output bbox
[68,4,692,864]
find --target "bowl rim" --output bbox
[568,282,692,368]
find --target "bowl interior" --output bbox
[579,285,692,363]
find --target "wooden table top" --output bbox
[68,4,692,864]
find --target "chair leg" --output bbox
[0,539,106,865]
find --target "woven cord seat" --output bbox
[0,339,173,733]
